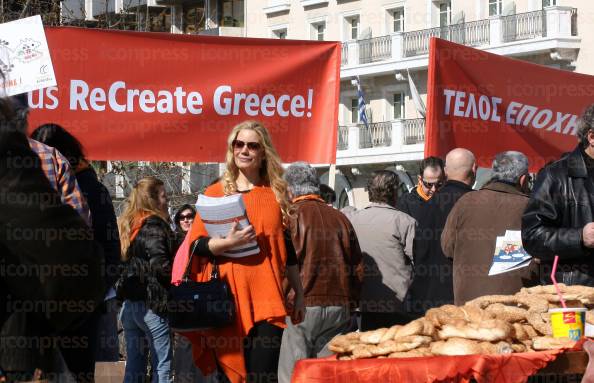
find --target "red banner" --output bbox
[425,38,594,171]
[27,28,340,163]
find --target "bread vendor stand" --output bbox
[291,344,589,383]
[292,266,592,382]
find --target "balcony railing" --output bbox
[403,119,425,145]
[403,18,490,57]
[337,119,426,155]
[341,44,348,66]
[358,36,392,64]
[502,10,546,43]
[340,6,577,67]
[359,122,392,148]
[337,125,349,150]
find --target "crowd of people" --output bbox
[2,85,594,383]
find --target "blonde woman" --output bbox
[117,176,176,383]
[182,121,305,383]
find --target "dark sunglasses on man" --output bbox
[232,139,261,152]
[421,179,444,189]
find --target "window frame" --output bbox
[349,16,360,40]
[382,2,405,35]
[488,0,502,16]
[310,21,326,41]
[341,11,361,41]
[542,0,556,7]
[317,23,325,40]
[351,98,359,124]
[393,92,404,120]
[270,24,289,39]
[439,1,451,27]
[219,0,244,27]
[392,7,404,32]
[307,16,327,41]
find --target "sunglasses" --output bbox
[421,179,444,189]
[179,213,195,221]
[232,139,262,152]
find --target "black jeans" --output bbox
[243,321,283,383]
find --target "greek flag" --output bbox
[354,76,369,129]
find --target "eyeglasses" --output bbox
[232,139,262,152]
[179,214,195,221]
[421,179,444,189]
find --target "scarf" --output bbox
[130,211,153,242]
[291,194,326,204]
[416,183,431,202]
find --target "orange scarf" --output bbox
[291,194,326,204]
[416,183,431,202]
[130,211,152,242]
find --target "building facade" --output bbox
[62,0,588,208]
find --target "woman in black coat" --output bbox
[117,176,177,383]
[31,123,123,373]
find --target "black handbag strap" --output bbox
[183,240,219,282]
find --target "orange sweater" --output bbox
[185,182,288,382]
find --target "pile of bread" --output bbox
[329,284,594,360]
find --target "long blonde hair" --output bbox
[118,176,168,260]
[222,120,290,224]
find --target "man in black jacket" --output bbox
[397,156,445,222]
[0,95,105,381]
[407,148,476,317]
[522,104,594,286]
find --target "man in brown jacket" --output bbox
[441,151,539,305]
[278,162,363,383]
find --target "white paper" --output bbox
[196,194,260,258]
[488,230,533,276]
[0,15,57,96]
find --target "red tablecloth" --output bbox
[292,344,584,383]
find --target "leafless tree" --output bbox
[5,0,214,213]
[99,161,216,215]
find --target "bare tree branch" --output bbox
[4,0,216,210]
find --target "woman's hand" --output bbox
[226,221,256,247]
[208,221,256,255]
[291,291,305,324]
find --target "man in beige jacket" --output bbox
[348,170,416,330]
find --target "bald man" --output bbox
[406,148,477,317]
[444,148,477,186]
